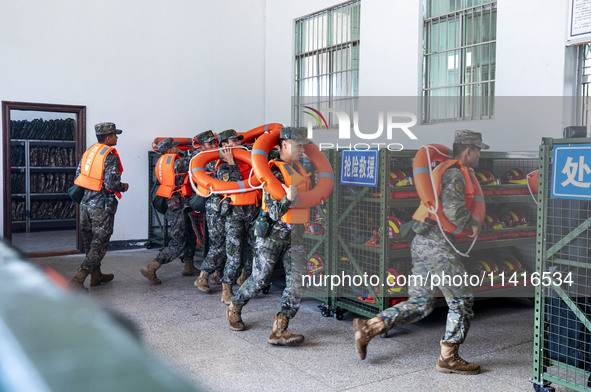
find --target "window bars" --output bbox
[294,1,360,127]
[423,0,497,123]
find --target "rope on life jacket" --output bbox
[420,144,478,258]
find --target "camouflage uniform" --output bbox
[154,156,196,265]
[216,161,257,285]
[199,160,227,274]
[377,167,475,344]
[231,162,307,319]
[77,143,126,272]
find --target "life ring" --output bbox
[413,144,485,238]
[152,137,193,152]
[526,170,539,203]
[251,128,334,207]
[239,123,283,144]
[189,147,261,197]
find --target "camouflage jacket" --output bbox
[76,151,126,210]
[413,167,475,238]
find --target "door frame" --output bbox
[2,101,86,256]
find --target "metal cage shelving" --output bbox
[532,137,591,392]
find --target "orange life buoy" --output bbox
[412,144,485,237]
[189,147,262,197]
[251,128,334,208]
[152,137,194,152]
[527,170,538,196]
[238,123,283,144]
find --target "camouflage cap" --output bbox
[195,130,217,145]
[280,126,310,144]
[218,129,243,144]
[95,122,122,136]
[454,129,489,150]
[157,137,181,154]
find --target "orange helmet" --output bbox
[484,212,503,230]
[501,168,526,184]
[475,169,497,185]
[388,215,405,238]
[501,209,527,228]
[390,169,413,186]
[307,254,325,276]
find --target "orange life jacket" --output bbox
[412,159,485,236]
[214,159,260,206]
[262,160,311,224]
[74,143,124,198]
[155,153,192,198]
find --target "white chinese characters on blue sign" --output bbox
[340,150,379,187]
[552,144,591,200]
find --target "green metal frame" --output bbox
[328,148,538,319]
[532,137,591,392]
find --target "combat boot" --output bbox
[227,303,245,331]
[353,317,387,360]
[70,268,90,291]
[140,259,162,285]
[90,267,114,286]
[181,259,200,276]
[436,342,481,375]
[194,271,211,293]
[210,269,222,285]
[268,315,304,346]
[221,283,233,305]
[237,269,251,286]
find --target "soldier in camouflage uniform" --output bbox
[214,129,258,305]
[194,130,227,293]
[70,122,129,290]
[227,127,309,347]
[354,130,488,375]
[140,138,199,284]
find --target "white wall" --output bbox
[1,0,577,240]
[1,0,266,240]
[264,0,573,152]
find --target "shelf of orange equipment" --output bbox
[327,148,539,320]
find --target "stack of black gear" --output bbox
[11,201,25,222]
[30,173,76,194]
[29,146,75,167]
[30,200,76,220]
[10,118,75,140]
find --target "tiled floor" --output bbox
[29,247,553,392]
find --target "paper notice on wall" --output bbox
[568,0,591,45]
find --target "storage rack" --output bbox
[532,137,591,392]
[10,121,77,233]
[316,148,538,320]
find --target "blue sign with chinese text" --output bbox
[552,144,591,200]
[340,149,379,187]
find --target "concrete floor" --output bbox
[33,248,561,392]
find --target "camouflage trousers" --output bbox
[155,207,196,265]
[231,223,306,319]
[200,203,227,274]
[221,205,256,284]
[80,205,114,272]
[377,231,474,344]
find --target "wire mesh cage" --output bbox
[533,138,591,392]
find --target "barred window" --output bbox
[294,1,360,126]
[423,0,497,123]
